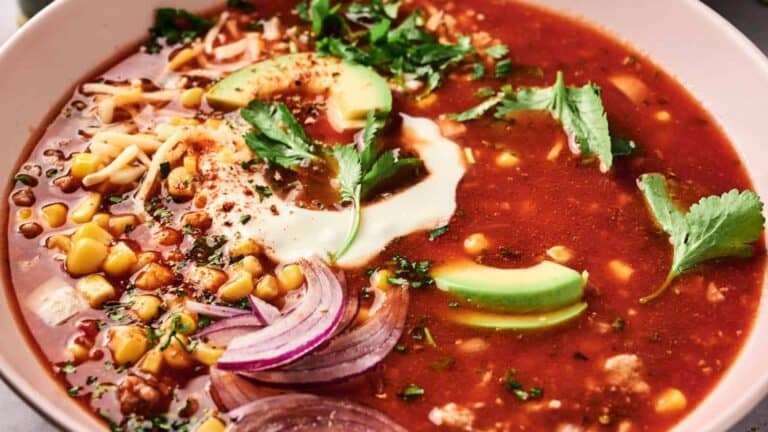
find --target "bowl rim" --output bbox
[0,0,766,431]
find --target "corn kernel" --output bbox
[46,234,71,253]
[464,233,490,256]
[255,275,279,300]
[370,269,394,291]
[163,312,197,335]
[167,166,195,199]
[180,87,205,109]
[415,93,438,109]
[71,221,113,245]
[238,255,264,277]
[67,238,109,276]
[131,295,162,322]
[70,192,102,224]
[219,271,254,302]
[103,242,138,277]
[183,154,198,175]
[108,214,138,237]
[108,325,148,365]
[71,153,101,179]
[196,417,226,432]
[655,110,672,122]
[188,266,228,292]
[92,212,110,229]
[67,340,90,363]
[162,335,194,369]
[41,203,68,228]
[496,151,520,168]
[132,251,160,273]
[655,388,687,414]
[193,343,224,366]
[16,207,32,221]
[277,264,304,293]
[608,259,634,283]
[546,245,574,264]
[229,238,261,257]
[76,274,115,308]
[138,348,163,374]
[135,263,175,291]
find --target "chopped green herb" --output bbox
[107,194,125,204]
[241,100,318,169]
[448,94,503,122]
[485,44,509,59]
[395,343,407,353]
[428,224,448,241]
[61,361,76,374]
[637,173,765,303]
[45,168,59,178]
[389,254,433,288]
[91,383,116,401]
[186,235,228,268]
[611,136,637,157]
[159,162,171,179]
[495,59,512,78]
[13,173,35,186]
[254,184,273,199]
[240,214,252,225]
[471,62,486,80]
[67,386,81,397]
[397,383,425,400]
[145,8,214,54]
[475,86,495,98]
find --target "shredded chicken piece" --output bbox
[214,38,248,61]
[204,12,230,55]
[135,132,185,210]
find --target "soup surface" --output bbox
[5,0,766,431]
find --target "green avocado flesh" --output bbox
[449,302,588,330]
[433,261,586,313]
[206,53,392,130]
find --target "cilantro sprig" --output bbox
[637,173,764,303]
[241,100,319,169]
[449,71,617,171]
[332,113,422,260]
[145,8,214,54]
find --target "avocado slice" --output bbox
[449,302,588,331]
[206,53,392,130]
[433,261,586,313]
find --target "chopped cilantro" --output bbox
[45,168,59,178]
[387,254,433,288]
[145,8,214,54]
[611,136,637,157]
[485,44,509,59]
[397,383,425,400]
[475,86,496,98]
[637,173,765,303]
[106,194,125,204]
[91,383,116,401]
[240,214,252,225]
[61,361,76,374]
[159,162,171,179]
[186,235,228,268]
[428,224,448,241]
[67,386,81,397]
[471,62,486,80]
[495,58,512,78]
[448,94,502,122]
[13,173,35,186]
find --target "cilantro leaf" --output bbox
[495,59,512,78]
[485,44,509,59]
[448,94,503,122]
[611,136,637,157]
[428,225,449,241]
[496,71,613,171]
[145,8,214,54]
[241,100,318,169]
[332,112,422,260]
[471,63,486,80]
[345,0,401,26]
[637,173,765,303]
[309,0,345,35]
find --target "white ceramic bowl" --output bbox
[0,0,765,430]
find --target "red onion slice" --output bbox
[226,393,406,432]
[217,258,347,371]
[185,301,251,319]
[208,367,277,412]
[196,314,265,347]
[248,295,281,325]
[245,286,408,385]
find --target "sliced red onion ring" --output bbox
[331,271,359,337]
[196,314,265,347]
[227,393,406,432]
[248,295,281,326]
[217,258,347,371]
[245,286,408,385]
[208,367,276,412]
[185,301,251,319]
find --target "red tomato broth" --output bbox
[3,0,765,431]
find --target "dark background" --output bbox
[704,0,768,54]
